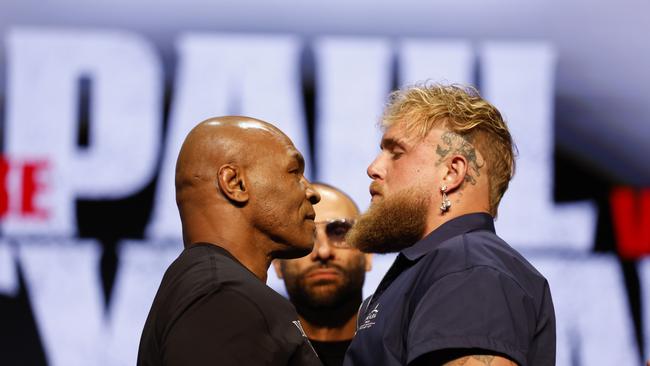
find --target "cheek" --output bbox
[337,252,365,269]
[288,180,307,207]
[286,257,312,274]
[272,182,302,220]
[385,165,414,192]
[390,158,435,189]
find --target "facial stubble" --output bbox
[282,259,366,328]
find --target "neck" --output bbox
[293,292,361,342]
[425,209,468,236]
[424,190,491,237]
[425,209,491,237]
[299,312,357,342]
[181,206,272,282]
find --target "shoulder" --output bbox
[172,287,273,334]
[160,288,297,365]
[403,233,554,366]
[176,245,301,326]
[419,230,549,299]
[406,263,537,365]
[157,245,238,302]
[164,243,283,297]
[183,245,298,319]
[153,244,295,334]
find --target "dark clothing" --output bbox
[310,339,351,366]
[138,243,321,366]
[344,213,555,366]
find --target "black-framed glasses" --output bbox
[315,218,355,248]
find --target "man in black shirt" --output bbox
[344,83,556,366]
[137,116,323,366]
[274,183,372,366]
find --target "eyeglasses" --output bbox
[315,218,355,248]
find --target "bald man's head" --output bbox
[175,115,320,258]
[312,183,359,217]
[175,116,289,197]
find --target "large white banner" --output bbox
[0,28,645,365]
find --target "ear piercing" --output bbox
[440,185,451,212]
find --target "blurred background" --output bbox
[1,0,649,365]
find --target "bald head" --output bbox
[175,116,290,197]
[312,183,359,219]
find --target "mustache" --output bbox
[302,263,345,275]
[369,181,383,195]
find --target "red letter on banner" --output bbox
[610,186,650,259]
[0,157,9,217]
[21,161,49,218]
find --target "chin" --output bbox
[308,280,341,291]
[306,288,344,308]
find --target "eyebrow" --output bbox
[290,151,305,171]
[380,137,408,150]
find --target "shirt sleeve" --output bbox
[406,266,536,366]
[162,288,278,366]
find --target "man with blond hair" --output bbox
[343,84,555,366]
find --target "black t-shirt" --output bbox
[310,339,351,366]
[343,213,556,366]
[137,243,322,366]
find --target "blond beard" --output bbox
[346,187,430,253]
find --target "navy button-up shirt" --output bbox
[343,213,555,366]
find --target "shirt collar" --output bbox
[401,212,495,261]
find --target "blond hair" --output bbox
[381,82,516,216]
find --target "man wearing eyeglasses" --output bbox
[274,183,372,366]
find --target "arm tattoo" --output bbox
[435,132,484,185]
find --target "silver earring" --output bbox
[440,185,451,212]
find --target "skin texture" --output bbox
[355,121,515,365]
[175,116,320,282]
[273,184,372,341]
